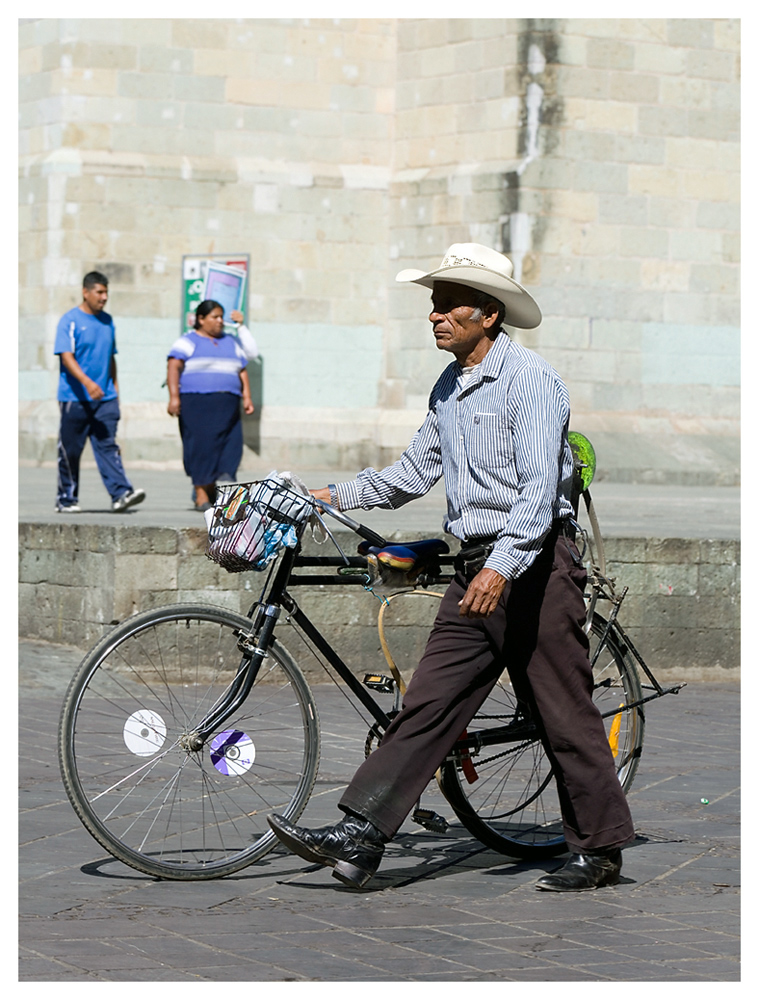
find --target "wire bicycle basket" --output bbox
[205,476,315,572]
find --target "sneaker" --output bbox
[112,488,146,513]
[55,503,81,513]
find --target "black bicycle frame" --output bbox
[193,522,681,751]
[192,538,399,744]
[272,542,398,728]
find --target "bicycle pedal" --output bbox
[363,673,395,693]
[411,808,448,833]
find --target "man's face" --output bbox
[428,281,496,360]
[81,283,109,314]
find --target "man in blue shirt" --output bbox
[54,271,145,513]
[268,244,634,893]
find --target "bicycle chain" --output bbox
[451,739,534,770]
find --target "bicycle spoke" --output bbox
[439,614,644,859]
[59,606,320,879]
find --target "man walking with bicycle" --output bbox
[269,243,634,891]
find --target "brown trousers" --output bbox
[339,525,635,851]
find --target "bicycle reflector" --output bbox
[608,703,624,758]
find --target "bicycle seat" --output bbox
[357,538,449,573]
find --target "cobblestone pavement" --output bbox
[19,638,740,983]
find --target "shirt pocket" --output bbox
[466,412,513,470]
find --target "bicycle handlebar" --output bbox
[311,499,388,549]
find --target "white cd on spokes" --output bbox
[124,709,167,756]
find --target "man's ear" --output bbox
[482,302,500,329]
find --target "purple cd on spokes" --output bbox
[209,729,256,776]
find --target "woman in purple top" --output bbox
[166,300,255,511]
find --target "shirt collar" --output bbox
[455,329,510,382]
[480,329,511,380]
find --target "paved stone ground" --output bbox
[19,637,740,983]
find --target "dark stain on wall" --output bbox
[92,262,135,285]
[501,18,563,270]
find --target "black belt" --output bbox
[453,541,495,576]
[454,520,576,576]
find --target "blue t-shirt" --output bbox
[54,307,118,403]
[167,331,248,395]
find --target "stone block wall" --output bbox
[384,19,740,483]
[18,522,739,680]
[19,18,397,471]
[603,535,740,680]
[19,18,740,484]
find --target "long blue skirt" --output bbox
[178,392,243,485]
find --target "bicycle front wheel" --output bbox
[438,614,645,859]
[59,604,320,880]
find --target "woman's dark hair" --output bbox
[194,299,225,329]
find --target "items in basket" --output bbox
[205,477,312,572]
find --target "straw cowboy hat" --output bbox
[395,242,542,330]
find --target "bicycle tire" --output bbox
[59,603,320,880]
[438,613,645,860]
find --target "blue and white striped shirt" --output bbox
[335,331,575,580]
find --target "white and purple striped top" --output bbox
[335,331,575,580]
[167,331,248,395]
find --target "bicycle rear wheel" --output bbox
[59,604,320,880]
[438,614,644,859]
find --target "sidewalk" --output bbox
[19,637,739,982]
[19,464,740,540]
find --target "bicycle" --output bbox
[58,435,684,880]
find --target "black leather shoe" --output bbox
[267,812,387,888]
[535,847,623,892]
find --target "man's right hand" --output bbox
[310,487,331,504]
[458,567,508,619]
[84,378,104,401]
[60,353,105,401]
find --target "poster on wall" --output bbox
[181,254,249,332]
[203,261,246,319]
